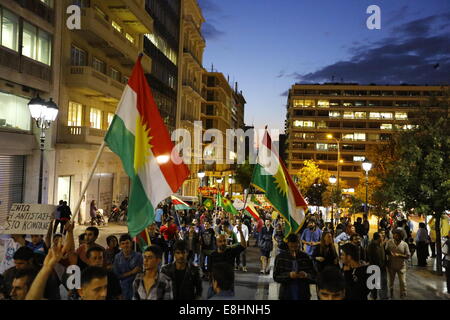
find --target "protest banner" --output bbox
[1,203,56,235]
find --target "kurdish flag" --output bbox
[251,194,262,206]
[222,197,239,215]
[245,203,260,221]
[105,55,190,237]
[136,229,151,252]
[251,130,308,237]
[203,199,214,210]
[171,195,191,210]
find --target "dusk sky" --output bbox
[198,0,450,134]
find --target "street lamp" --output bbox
[28,95,59,204]
[362,160,372,216]
[327,134,341,191]
[329,175,337,228]
[197,171,205,206]
[228,176,233,197]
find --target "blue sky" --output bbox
[198,0,450,134]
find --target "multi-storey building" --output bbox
[55,0,153,223]
[285,83,448,188]
[0,0,59,226]
[178,0,205,198]
[144,0,180,133]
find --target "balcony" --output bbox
[183,48,203,69]
[107,0,153,34]
[65,66,124,102]
[182,79,203,99]
[74,7,151,70]
[57,126,106,145]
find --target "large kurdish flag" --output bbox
[105,56,189,237]
[251,130,308,237]
[171,195,191,210]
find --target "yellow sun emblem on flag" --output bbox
[134,116,153,173]
[273,165,288,195]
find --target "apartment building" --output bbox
[55,0,153,223]
[0,0,59,226]
[285,83,448,188]
[177,0,205,198]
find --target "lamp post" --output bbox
[362,160,372,217]
[228,176,233,197]
[28,95,59,204]
[327,134,341,191]
[329,175,337,227]
[197,171,205,206]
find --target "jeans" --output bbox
[388,266,407,298]
[200,251,211,272]
[235,250,247,267]
[164,240,174,264]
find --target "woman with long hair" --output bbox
[313,231,339,272]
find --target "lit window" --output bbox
[353,156,365,162]
[107,112,114,127]
[355,112,366,119]
[343,112,354,119]
[380,124,392,130]
[316,143,328,151]
[0,91,31,131]
[37,29,51,65]
[343,102,353,107]
[329,111,341,118]
[317,100,329,108]
[368,134,379,141]
[380,112,393,119]
[395,112,408,120]
[90,108,102,129]
[317,121,327,128]
[125,33,134,44]
[293,120,315,128]
[369,112,380,119]
[112,21,122,33]
[92,57,106,74]
[22,22,52,65]
[343,133,354,140]
[1,9,19,51]
[68,102,82,126]
[22,22,36,60]
[354,133,366,141]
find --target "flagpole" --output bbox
[71,141,107,224]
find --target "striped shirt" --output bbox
[132,272,173,300]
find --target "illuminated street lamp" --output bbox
[28,95,59,204]
[329,175,337,227]
[197,171,206,205]
[327,134,341,190]
[362,160,372,216]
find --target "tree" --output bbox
[295,160,331,195]
[382,91,450,275]
[235,161,255,190]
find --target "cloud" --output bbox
[277,70,285,78]
[201,22,225,40]
[385,5,409,27]
[294,14,450,85]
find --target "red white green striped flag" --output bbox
[105,56,190,237]
[171,195,191,210]
[245,203,260,221]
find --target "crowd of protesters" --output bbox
[0,199,449,300]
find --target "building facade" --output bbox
[0,0,59,227]
[54,0,153,223]
[178,0,205,198]
[285,83,448,188]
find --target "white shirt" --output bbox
[233,224,249,242]
[0,237,21,274]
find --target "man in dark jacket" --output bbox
[273,234,316,300]
[367,232,388,300]
[161,240,202,300]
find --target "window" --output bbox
[293,120,315,128]
[37,29,51,65]
[355,112,366,119]
[107,112,114,127]
[343,102,353,107]
[316,143,328,151]
[342,133,354,141]
[145,33,178,65]
[71,45,87,66]
[317,121,327,128]
[369,112,380,119]
[329,111,341,118]
[125,33,134,44]
[294,133,315,139]
[293,99,315,107]
[110,68,121,82]
[353,156,365,162]
[1,9,19,51]
[380,112,393,119]
[368,133,379,141]
[343,112,354,119]
[354,133,366,141]
[22,22,37,60]
[68,102,82,126]
[380,124,392,130]
[317,100,329,108]
[0,91,31,131]
[92,57,106,74]
[90,108,102,129]
[111,20,122,33]
[395,112,408,120]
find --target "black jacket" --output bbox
[160,263,202,300]
[273,250,316,300]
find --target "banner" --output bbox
[2,204,56,235]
